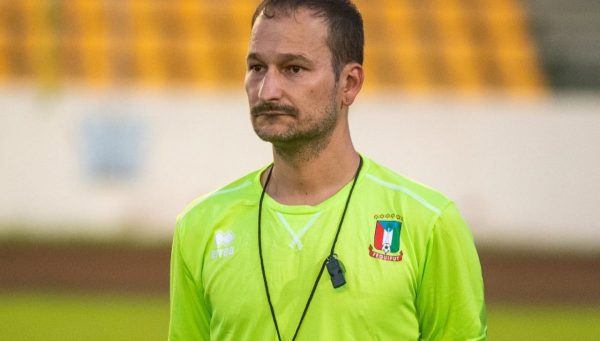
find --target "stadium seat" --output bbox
[0,0,546,95]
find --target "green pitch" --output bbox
[0,292,169,341]
[1,292,599,340]
[487,304,600,340]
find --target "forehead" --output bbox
[248,8,330,60]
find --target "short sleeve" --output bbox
[416,202,487,340]
[168,219,211,340]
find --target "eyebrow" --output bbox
[246,52,313,65]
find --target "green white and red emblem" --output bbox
[369,219,403,262]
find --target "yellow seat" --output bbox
[0,0,546,94]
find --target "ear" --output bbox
[340,62,364,107]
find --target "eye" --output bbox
[288,65,302,74]
[248,64,264,73]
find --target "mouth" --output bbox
[254,111,293,117]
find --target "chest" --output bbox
[200,206,421,339]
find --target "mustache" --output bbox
[250,102,299,117]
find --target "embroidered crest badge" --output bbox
[369,216,404,262]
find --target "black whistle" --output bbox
[326,255,346,288]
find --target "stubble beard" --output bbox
[251,96,339,163]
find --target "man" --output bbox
[169,0,487,340]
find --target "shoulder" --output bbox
[361,156,452,217]
[175,166,266,232]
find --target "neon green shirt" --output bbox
[169,156,487,340]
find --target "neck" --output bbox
[262,123,360,206]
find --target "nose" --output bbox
[258,69,283,102]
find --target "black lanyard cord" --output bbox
[258,156,363,341]
[258,165,281,340]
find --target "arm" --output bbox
[416,203,487,340]
[168,219,211,340]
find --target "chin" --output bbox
[254,130,293,143]
[253,123,295,142]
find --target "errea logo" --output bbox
[211,230,235,259]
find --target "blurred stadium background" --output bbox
[1,0,599,339]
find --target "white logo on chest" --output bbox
[211,230,235,259]
[276,211,322,250]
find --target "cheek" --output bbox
[244,82,253,99]
[307,85,336,109]
[244,78,258,101]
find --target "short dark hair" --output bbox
[251,0,364,79]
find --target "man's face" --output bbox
[245,8,341,146]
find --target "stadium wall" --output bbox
[1,89,599,253]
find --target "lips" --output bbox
[256,111,291,116]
